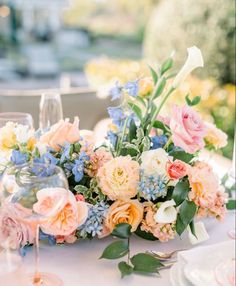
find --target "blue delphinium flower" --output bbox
[39,230,56,245]
[72,152,89,182]
[107,131,118,148]
[32,152,58,177]
[109,81,122,101]
[78,202,109,238]
[60,143,71,163]
[138,171,167,200]
[151,135,168,150]
[124,80,139,97]
[11,150,28,165]
[107,106,126,128]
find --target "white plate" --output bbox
[170,263,193,286]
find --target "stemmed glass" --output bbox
[0,112,34,129]
[0,162,69,286]
[39,92,63,131]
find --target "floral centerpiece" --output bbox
[0,47,232,277]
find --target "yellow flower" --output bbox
[139,77,154,97]
[0,122,17,151]
[27,137,37,151]
[105,200,143,232]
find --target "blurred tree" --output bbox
[143,0,236,84]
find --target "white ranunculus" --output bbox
[188,221,209,245]
[154,199,177,224]
[172,46,204,88]
[140,148,172,176]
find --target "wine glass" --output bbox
[0,112,34,129]
[39,92,63,131]
[0,162,69,286]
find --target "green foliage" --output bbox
[176,201,197,236]
[130,253,163,274]
[148,65,158,84]
[118,262,134,278]
[172,180,190,206]
[185,94,201,106]
[112,223,132,239]
[135,227,158,241]
[169,150,194,163]
[100,241,129,259]
[226,200,236,210]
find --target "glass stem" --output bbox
[33,224,42,285]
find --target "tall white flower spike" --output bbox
[172,46,204,88]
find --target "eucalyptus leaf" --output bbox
[112,223,132,239]
[100,240,129,260]
[118,262,133,278]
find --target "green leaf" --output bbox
[172,180,190,206]
[176,201,197,236]
[136,96,147,107]
[185,94,201,106]
[131,253,163,273]
[189,220,197,238]
[135,227,158,241]
[74,185,88,194]
[169,150,194,163]
[100,240,129,259]
[148,65,158,84]
[153,120,170,133]
[154,78,166,99]
[128,102,143,122]
[118,262,133,278]
[161,58,173,75]
[127,119,137,142]
[226,200,236,210]
[112,223,132,239]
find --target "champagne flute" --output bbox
[0,162,69,286]
[39,92,63,131]
[0,112,34,129]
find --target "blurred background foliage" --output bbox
[0,0,235,158]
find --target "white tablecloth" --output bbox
[23,211,235,286]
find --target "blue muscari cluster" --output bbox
[138,171,167,200]
[78,202,109,238]
[151,135,168,150]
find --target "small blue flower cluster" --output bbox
[151,135,168,150]
[109,80,139,101]
[10,150,28,165]
[138,171,167,200]
[78,201,109,238]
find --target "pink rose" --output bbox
[0,203,35,249]
[40,117,80,151]
[166,160,188,180]
[33,188,88,236]
[169,105,207,154]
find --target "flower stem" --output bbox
[117,117,129,156]
[127,237,131,265]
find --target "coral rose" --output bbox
[169,105,207,154]
[97,156,140,200]
[204,122,228,149]
[105,200,143,232]
[33,188,88,236]
[166,160,188,180]
[40,117,80,151]
[0,203,35,249]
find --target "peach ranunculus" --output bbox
[139,77,154,97]
[40,117,80,151]
[141,202,176,242]
[33,188,88,236]
[166,159,188,180]
[105,200,143,232]
[0,203,35,249]
[169,105,207,154]
[97,156,140,200]
[85,147,113,177]
[204,122,228,149]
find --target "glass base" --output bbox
[29,272,63,286]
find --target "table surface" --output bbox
[23,211,235,286]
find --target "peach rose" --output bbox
[188,161,219,208]
[166,160,188,180]
[204,122,228,149]
[169,105,207,154]
[85,147,113,177]
[33,188,88,236]
[97,156,140,200]
[40,117,80,151]
[105,200,143,232]
[0,203,35,249]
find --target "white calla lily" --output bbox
[154,199,177,224]
[172,46,204,88]
[188,222,209,245]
